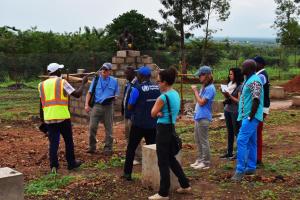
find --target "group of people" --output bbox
[38,55,269,199]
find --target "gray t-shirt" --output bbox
[224,84,242,113]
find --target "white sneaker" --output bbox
[190,160,201,168]
[148,193,169,200]
[193,162,210,170]
[133,160,141,165]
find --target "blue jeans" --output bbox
[236,118,259,173]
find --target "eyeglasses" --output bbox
[102,68,109,71]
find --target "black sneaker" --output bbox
[220,153,233,159]
[256,160,264,169]
[68,160,82,170]
[121,174,132,181]
[245,169,256,175]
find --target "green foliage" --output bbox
[0,87,39,120]
[25,174,76,196]
[95,156,124,170]
[259,189,277,200]
[105,10,160,50]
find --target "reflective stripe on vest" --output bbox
[39,78,70,120]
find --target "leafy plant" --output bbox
[25,174,76,196]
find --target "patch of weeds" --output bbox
[132,172,141,180]
[95,160,109,170]
[219,181,232,189]
[253,181,264,187]
[25,174,76,196]
[221,162,234,171]
[184,167,200,177]
[95,156,124,170]
[258,189,277,200]
[108,156,124,167]
[267,110,300,126]
[264,155,300,175]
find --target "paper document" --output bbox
[221,84,229,93]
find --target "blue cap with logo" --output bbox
[135,66,151,76]
[100,62,112,70]
[194,65,212,76]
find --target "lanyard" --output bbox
[99,76,110,93]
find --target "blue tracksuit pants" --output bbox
[236,118,260,173]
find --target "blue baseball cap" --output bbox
[135,66,151,76]
[253,56,266,66]
[194,66,212,76]
[100,62,112,70]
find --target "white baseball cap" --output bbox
[47,63,64,73]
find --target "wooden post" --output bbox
[179,61,184,114]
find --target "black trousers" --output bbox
[124,125,156,175]
[224,111,240,156]
[47,119,76,169]
[156,123,190,197]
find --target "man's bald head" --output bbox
[242,59,257,77]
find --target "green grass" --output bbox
[92,156,125,170]
[0,88,39,120]
[264,155,300,175]
[25,174,76,196]
[267,110,300,126]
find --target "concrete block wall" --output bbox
[111,50,159,79]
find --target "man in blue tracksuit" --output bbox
[231,59,264,182]
[122,66,161,180]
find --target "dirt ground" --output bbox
[1,107,300,200]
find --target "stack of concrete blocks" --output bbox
[111,50,160,81]
[270,86,285,99]
[0,167,23,200]
[142,144,181,191]
[69,78,126,124]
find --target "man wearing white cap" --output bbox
[38,63,88,173]
[85,62,119,155]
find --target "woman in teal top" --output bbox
[150,67,191,200]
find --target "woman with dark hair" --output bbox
[149,67,191,200]
[220,67,244,159]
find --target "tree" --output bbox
[273,0,300,44]
[159,0,209,72]
[200,0,230,65]
[105,10,160,51]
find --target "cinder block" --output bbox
[117,50,127,57]
[125,57,135,63]
[119,64,128,70]
[270,86,285,99]
[136,57,142,63]
[111,64,118,70]
[112,57,125,64]
[142,144,180,191]
[0,167,24,200]
[142,56,153,64]
[115,70,125,77]
[292,96,300,106]
[128,50,140,57]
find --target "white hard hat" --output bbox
[47,63,64,73]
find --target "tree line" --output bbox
[0,0,299,82]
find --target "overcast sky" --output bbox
[0,0,277,38]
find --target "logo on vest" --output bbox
[141,85,150,92]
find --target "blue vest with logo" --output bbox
[123,79,138,119]
[238,74,264,122]
[131,81,161,129]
